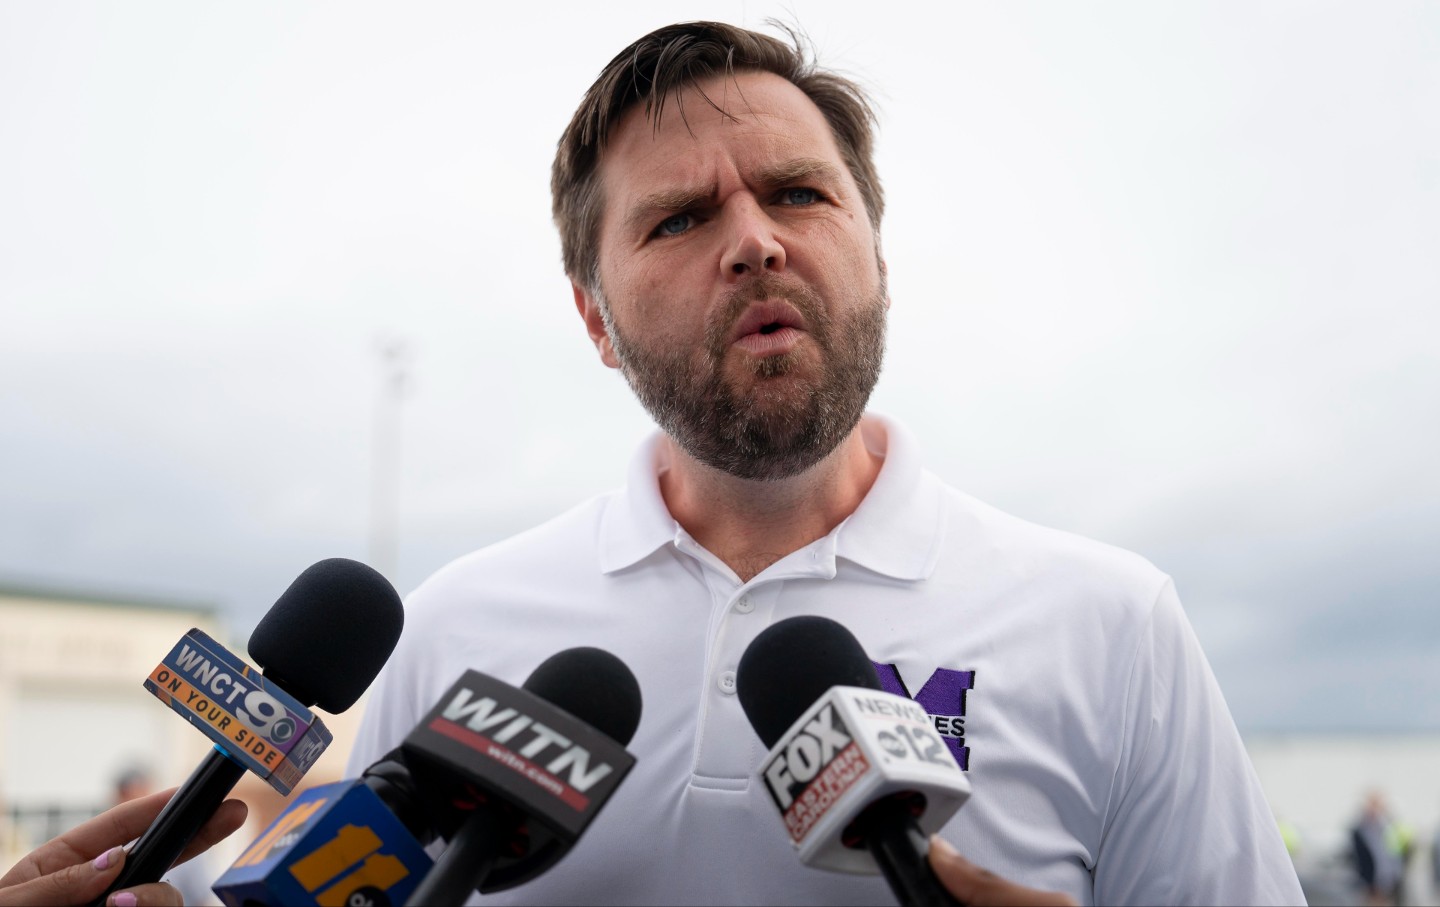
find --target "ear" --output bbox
[879,257,892,309]
[573,282,621,369]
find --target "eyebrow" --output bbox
[754,157,845,189]
[622,157,847,235]
[624,184,717,235]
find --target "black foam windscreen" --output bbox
[736,615,883,748]
[522,647,643,746]
[247,558,404,712]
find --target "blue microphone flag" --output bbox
[213,779,433,907]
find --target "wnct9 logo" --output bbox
[238,689,297,745]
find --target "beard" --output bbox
[600,272,887,482]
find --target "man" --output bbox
[349,21,1303,905]
[1351,791,1408,906]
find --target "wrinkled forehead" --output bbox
[596,70,851,216]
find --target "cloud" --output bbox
[1,2,1437,734]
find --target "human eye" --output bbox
[777,187,823,206]
[653,212,695,237]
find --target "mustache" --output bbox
[704,274,827,354]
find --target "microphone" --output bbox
[212,746,445,906]
[211,777,435,907]
[401,647,643,905]
[97,558,405,905]
[736,616,971,907]
[213,649,641,906]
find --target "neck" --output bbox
[658,425,883,583]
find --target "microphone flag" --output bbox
[758,685,971,873]
[212,779,434,907]
[400,668,637,892]
[144,628,332,795]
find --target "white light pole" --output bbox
[369,336,410,584]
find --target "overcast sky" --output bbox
[2,2,1436,732]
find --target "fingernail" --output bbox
[92,847,121,871]
[929,834,959,858]
[110,892,138,907]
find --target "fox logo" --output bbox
[761,702,855,810]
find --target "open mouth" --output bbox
[730,300,808,345]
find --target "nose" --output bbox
[720,197,786,280]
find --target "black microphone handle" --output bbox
[404,805,509,907]
[92,748,247,907]
[857,797,965,907]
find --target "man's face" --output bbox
[576,70,888,481]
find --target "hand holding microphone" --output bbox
[0,788,245,907]
[737,615,969,907]
[737,616,1077,907]
[94,558,404,906]
[926,837,1076,907]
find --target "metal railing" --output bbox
[3,803,105,858]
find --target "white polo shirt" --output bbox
[347,414,1304,906]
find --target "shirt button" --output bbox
[717,670,737,694]
[734,595,754,614]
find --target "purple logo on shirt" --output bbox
[871,663,976,771]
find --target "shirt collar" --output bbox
[597,413,945,581]
[832,414,946,581]
[597,432,679,573]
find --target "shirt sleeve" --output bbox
[1093,580,1306,906]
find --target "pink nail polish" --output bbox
[92,847,117,871]
[111,892,138,907]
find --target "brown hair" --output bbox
[551,21,884,291]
